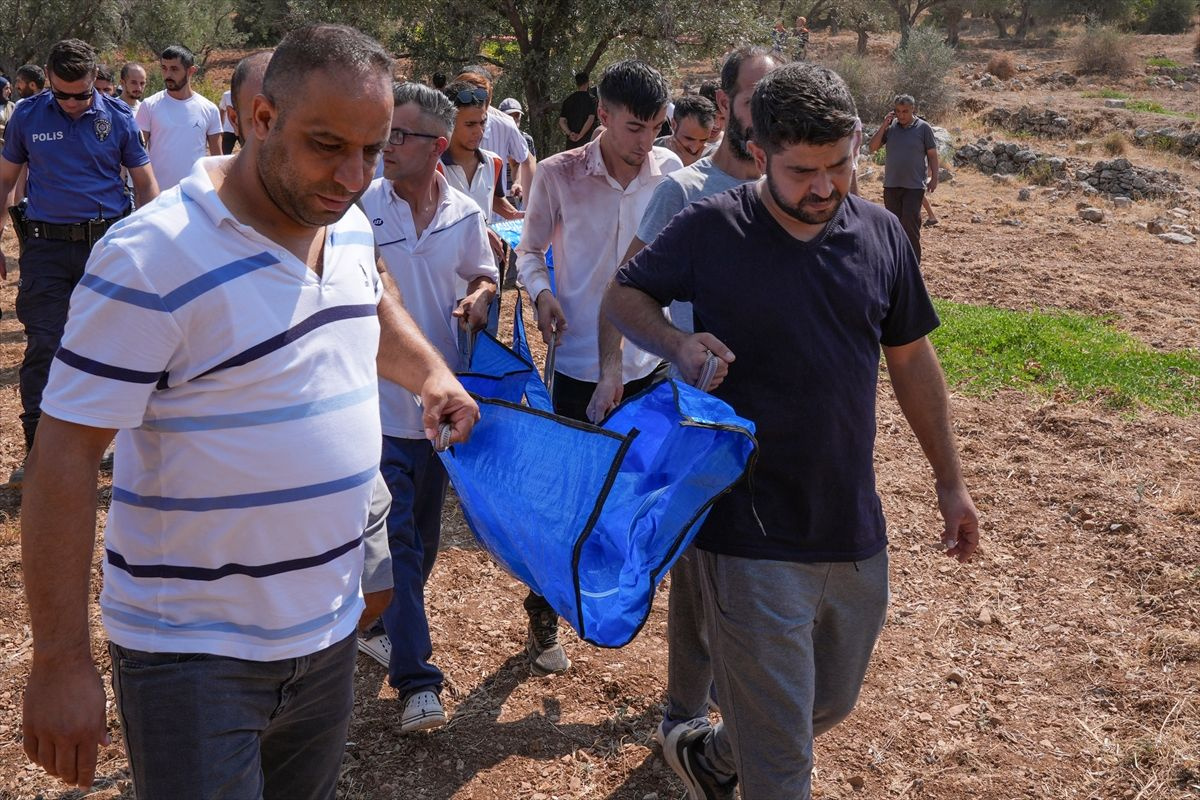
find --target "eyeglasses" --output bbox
[388,128,442,146]
[49,82,95,102]
[453,87,489,105]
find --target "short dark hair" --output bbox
[698,79,719,104]
[96,64,114,83]
[263,25,392,117]
[119,62,143,80]
[597,59,669,122]
[720,45,777,97]
[444,80,487,110]
[574,71,589,86]
[161,44,196,70]
[431,71,447,89]
[46,39,96,83]
[16,64,46,88]
[750,62,857,152]
[672,94,716,128]
[231,50,273,116]
[395,81,456,137]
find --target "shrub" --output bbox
[1102,131,1127,155]
[829,53,894,123]
[893,27,957,121]
[1142,0,1194,34]
[1025,161,1055,186]
[1074,27,1133,77]
[987,53,1016,80]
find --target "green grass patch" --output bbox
[1125,99,1197,119]
[1146,56,1182,68]
[929,301,1200,415]
[1083,88,1130,99]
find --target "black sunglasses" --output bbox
[50,84,95,102]
[453,87,489,105]
[388,128,442,146]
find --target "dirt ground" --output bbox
[1,24,1198,800]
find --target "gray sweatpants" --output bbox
[696,548,889,799]
[664,547,714,722]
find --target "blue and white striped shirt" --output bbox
[43,157,384,661]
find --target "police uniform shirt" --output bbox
[2,90,148,224]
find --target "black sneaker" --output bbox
[525,607,570,676]
[663,723,737,800]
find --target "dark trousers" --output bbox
[524,366,664,617]
[379,435,449,698]
[110,634,357,800]
[222,131,239,155]
[15,237,91,451]
[882,186,925,263]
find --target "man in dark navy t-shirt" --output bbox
[605,63,979,800]
[0,38,157,485]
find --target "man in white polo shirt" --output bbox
[135,44,222,190]
[514,58,680,677]
[357,81,497,733]
[20,24,478,797]
[455,65,536,202]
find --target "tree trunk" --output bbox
[991,12,1010,39]
[856,28,869,55]
[944,6,963,47]
[897,13,912,50]
[1015,1,1033,39]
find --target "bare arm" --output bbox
[128,164,159,209]
[492,194,523,220]
[376,268,479,445]
[453,275,498,332]
[882,336,978,562]
[557,117,572,137]
[0,156,22,278]
[868,113,894,153]
[925,148,939,193]
[206,133,222,157]
[21,416,116,788]
[516,154,536,201]
[602,282,732,388]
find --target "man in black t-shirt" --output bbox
[558,71,597,148]
[605,63,980,800]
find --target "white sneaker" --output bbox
[653,715,713,750]
[357,631,391,667]
[400,690,447,733]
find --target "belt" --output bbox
[25,215,126,243]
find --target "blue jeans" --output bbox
[14,237,91,450]
[109,633,357,800]
[380,435,448,697]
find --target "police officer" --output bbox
[0,38,158,485]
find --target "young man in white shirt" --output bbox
[455,66,536,201]
[135,44,222,190]
[514,58,681,676]
[218,88,237,154]
[439,81,521,224]
[358,81,497,733]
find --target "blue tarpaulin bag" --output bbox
[440,299,757,647]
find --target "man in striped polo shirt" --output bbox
[19,24,478,798]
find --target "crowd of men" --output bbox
[12,22,975,800]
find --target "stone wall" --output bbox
[953,138,1069,179]
[1073,158,1185,200]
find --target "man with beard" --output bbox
[588,46,780,751]
[515,58,680,677]
[136,44,222,190]
[14,65,45,102]
[604,63,979,799]
[118,63,147,115]
[19,24,478,797]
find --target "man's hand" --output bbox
[673,333,734,389]
[882,110,896,127]
[926,174,938,194]
[534,289,567,345]
[453,291,492,333]
[22,655,110,788]
[586,372,624,424]
[935,479,979,563]
[510,183,523,202]
[358,589,393,631]
[486,229,507,264]
[419,369,479,447]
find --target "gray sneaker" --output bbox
[663,723,737,800]
[526,607,570,676]
[653,714,712,750]
[6,461,25,489]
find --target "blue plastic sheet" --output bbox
[440,303,757,647]
[490,219,554,291]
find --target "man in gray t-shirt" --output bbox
[868,93,938,262]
